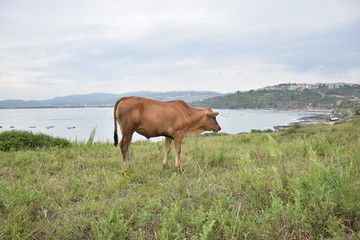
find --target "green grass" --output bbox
[0,119,359,239]
[0,130,71,152]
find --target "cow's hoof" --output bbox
[123,161,133,168]
[175,166,184,172]
[162,163,169,169]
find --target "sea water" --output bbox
[0,108,323,142]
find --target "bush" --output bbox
[0,130,71,152]
[251,129,262,133]
[251,129,273,133]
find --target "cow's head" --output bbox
[204,110,221,132]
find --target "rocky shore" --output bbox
[274,112,335,131]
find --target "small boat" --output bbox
[46,126,54,129]
[67,126,76,129]
[29,126,36,128]
[10,126,15,128]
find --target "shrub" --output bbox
[251,129,273,133]
[251,129,262,133]
[0,130,71,152]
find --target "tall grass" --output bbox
[0,119,359,239]
[86,127,97,146]
[0,130,71,152]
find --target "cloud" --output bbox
[0,0,359,100]
[1,59,359,100]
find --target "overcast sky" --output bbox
[0,0,359,100]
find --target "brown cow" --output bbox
[113,96,221,170]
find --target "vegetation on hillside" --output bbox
[192,84,360,111]
[0,130,71,152]
[0,119,359,239]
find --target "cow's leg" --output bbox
[174,135,184,171]
[162,137,172,168]
[120,129,134,163]
[120,135,132,162]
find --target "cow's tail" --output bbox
[113,98,124,147]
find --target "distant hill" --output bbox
[0,91,223,109]
[192,83,360,110]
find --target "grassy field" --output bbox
[1,119,359,239]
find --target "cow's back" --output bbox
[115,97,191,138]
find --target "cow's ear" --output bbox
[207,112,219,118]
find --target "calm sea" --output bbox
[0,108,323,142]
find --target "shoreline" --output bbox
[274,112,332,131]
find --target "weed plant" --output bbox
[0,120,359,239]
[0,130,71,152]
